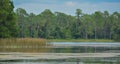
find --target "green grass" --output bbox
[47,39,114,42]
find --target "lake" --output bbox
[0,42,120,64]
[0,62,84,64]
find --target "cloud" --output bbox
[65,1,77,7]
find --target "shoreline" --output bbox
[47,39,116,42]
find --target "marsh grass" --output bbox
[0,38,50,52]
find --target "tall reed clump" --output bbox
[0,38,50,52]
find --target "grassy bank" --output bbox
[47,39,115,42]
[0,38,49,52]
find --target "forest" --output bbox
[0,0,120,40]
[15,8,120,40]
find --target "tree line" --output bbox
[15,8,120,40]
[0,0,120,40]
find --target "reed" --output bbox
[0,38,47,45]
[0,38,50,52]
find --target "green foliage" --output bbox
[15,8,120,41]
[0,0,18,38]
[0,0,119,41]
[0,0,119,40]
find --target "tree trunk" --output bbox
[109,31,112,40]
[85,32,88,39]
[95,27,97,39]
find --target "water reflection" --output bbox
[0,42,120,64]
[0,60,119,64]
[0,57,120,64]
[0,62,83,64]
[49,42,120,53]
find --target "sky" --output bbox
[13,0,120,15]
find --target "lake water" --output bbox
[0,57,120,64]
[50,42,120,47]
[0,42,120,64]
[50,42,120,44]
[49,42,120,53]
[0,62,84,64]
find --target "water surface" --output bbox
[0,42,120,64]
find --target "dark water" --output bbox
[0,58,120,64]
[0,57,120,64]
[0,62,83,64]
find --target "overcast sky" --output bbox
[13,0,120,15]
